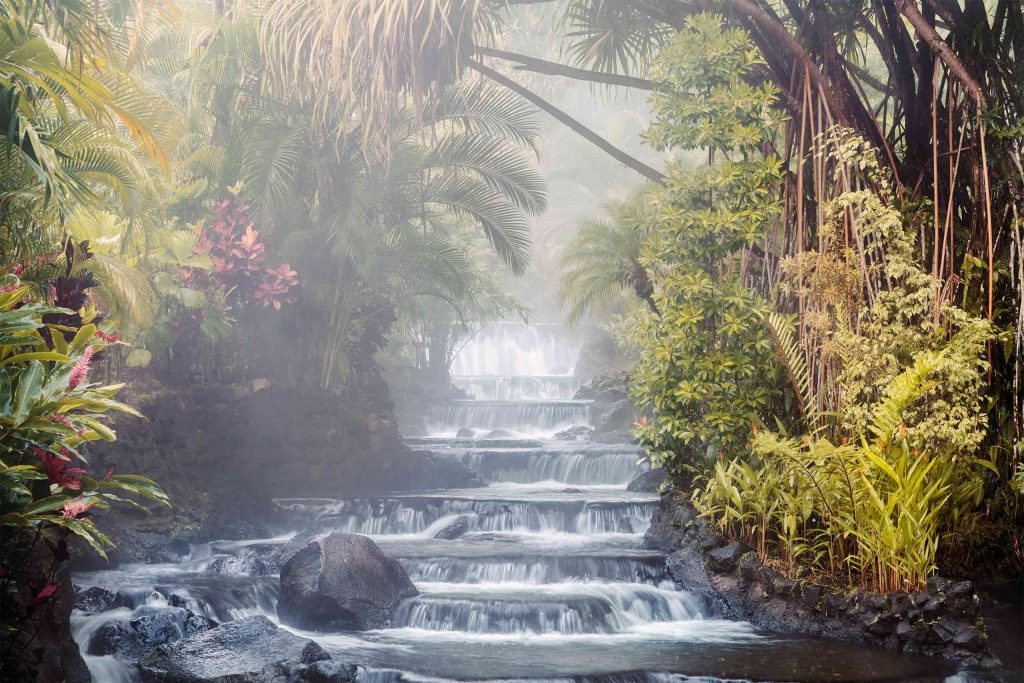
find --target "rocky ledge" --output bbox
[645,491,999,669]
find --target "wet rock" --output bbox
[291,660,359,682]
[888,591,911,617]
[592,399,636,434]
[800,584,822,610]
[626,468,667,493]
[74,586,126,614]
[705,542,749,573]
[278,532,418,631]
[87,606,215,658]
[208,547,277,577]
[560,487,585,494]
[136,615,332,682]
[947,580,973,599]
[770,576,797,598]
[455,428,474,438]
[864,612,898,637]
[432,516,470,540]
[737,551,761,581]
[951,622,985,652]
[484,429,515,438]
[927,576,951,594]
[930,618,958,644]
[821,591,849,617]
[554,425,594,441]
[896,619,914,640]
[923,595,946,619]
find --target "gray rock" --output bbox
[208,547,277,577]
[291,661,359,682]
[75,586,126,614]
[800,584,822,610]
[951,622,985,652]
[278,532,418,631]
[864,613,898,637]
[896,619,913,640]
[455,428,474,438]
[705,542,749,573]
[666,549,716,598]
[432,516,470,540]
[626,468,667,493]
[553,425,594,441]
[87,606,215,658]
[821,591,848,617]
[136,615,330,682]
[737,551,761,581]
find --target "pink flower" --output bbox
[13,264,22,275]
[49,414,74,427]
[33,447,86,490]
[95,330,119,343]
[68,346,94,390]
[61,500,91,520]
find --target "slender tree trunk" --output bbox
[468,59,666,184]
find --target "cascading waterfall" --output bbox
[431,323,591,437]
[68,321,958,682]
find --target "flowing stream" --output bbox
[71,323,967,682]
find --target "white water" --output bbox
[70,322,961,682]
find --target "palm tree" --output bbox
[557,189,656,326]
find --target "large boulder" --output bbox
[626,468,667,493]
[277,532,418,631]
[136,615,340,682]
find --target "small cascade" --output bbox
[453,375,581,401]
[450,443,642,485]
[426,399,591,435]
[274,491,657,535]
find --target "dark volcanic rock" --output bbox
[432,516,470,540]
[87,606,216,659]
[291,660,359,682]
[74,586,126,614]
[136,615,332,682]
[626,468,667,493]
[278,532,418,631]
[706,542,749,573]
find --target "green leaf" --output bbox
[22,495,71,515]
[12,360,43,425]
[1,351,70,365]
[70,324,96,351]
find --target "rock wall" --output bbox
[75,381,481,568]
[645,491,999,669]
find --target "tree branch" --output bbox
[894,0,987,107]
[468,58,666,184]
[477,47,659,90]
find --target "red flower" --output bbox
[33,447,86,490]
[68,346,95,390]
[33,584,59,604]
[95,330,119,343]
[61,500,91,520]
